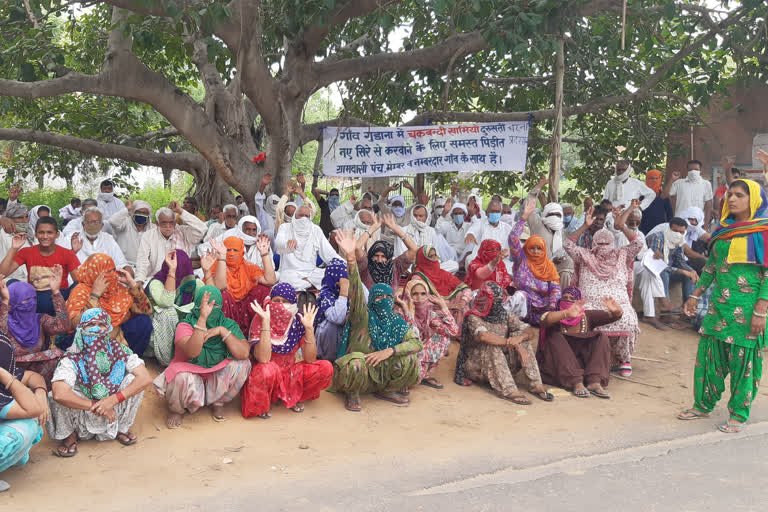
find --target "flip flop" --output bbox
[54,436,78,458]
[421,378,444,389]
[718,420,746,433]
[291,403,305,413]
[501,394,532,405]
[643,318,668,330]
[116,432,137,446]
[0,480,9,493]
[659,308,682,316]
[345,394,362,412]
[677,408,710,420]
[374,391,410,406]
[573,387,590,398]
[533,390,555,402]
[588,387,611,399]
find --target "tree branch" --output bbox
[300,117,376,146]
[482,76,553,85]
[0,128,205,170]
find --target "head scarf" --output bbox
[409,205,431,234]
[389,195,406,218]
[646,170,663,194]
[68,308,131,399]
[180,286,243,368]
[250,283,306,354]
[130,200,153,228]
[3,202,28,219]
[541,202,565,253]
[367,241,395,285]
[575,228,634,298]
[265,194,280,218]
[353,209,373,237]
[27,204,51,243]
[328,194,341,213]
[68,253,134,326]
[412,245,468,298]
[7,282,41,348]
[680,206,706,246]
[402,279,434,342]
[607,163,633,204]
[451,202,468,217]
[149,249,196,307]
[710,179,768,267]
[223,237,264,301]
[0,333,24,408]
[465,239,512,290]
[235,215,261,246]
[466,281,507,324]
[316,259,348,327]
[523,236,560,283]
[368,283,410,351]
[557,286,584,327]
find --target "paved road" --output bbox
[159,422,768,512]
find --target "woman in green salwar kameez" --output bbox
[332,230,423,412]
[681,179,768,433]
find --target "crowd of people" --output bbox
[0,155,767,491]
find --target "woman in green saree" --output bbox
[332,230,423,412]
[681,179,768,433]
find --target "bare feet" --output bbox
[166,412,184,429]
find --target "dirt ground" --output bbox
[3,323,748,509]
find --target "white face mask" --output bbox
[667,231,685,245]
[687,170,701,182]
[542,215,564,232]
[500,214,515,225]
[98,192,114,202]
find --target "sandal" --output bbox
[421,377,444,390]
[373,391,410,406]
[615,363,632,377]
[345,393,362,412]
[257,411,272,419]
[573,386,590,398]
[643,318,668,331]
[677,408,710,420]
[116,431,137,446]
[291,402,305,413]
[718,420,746,433]
[532,390,555,402]
[587,385,611,399]
[211,404,228,422]
[54,433,78,458]
[501,394,532,405]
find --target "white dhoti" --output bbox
[278,267,325,291]
[636,267,665,318]
[440,260,459,274]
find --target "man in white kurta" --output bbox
[464,200,513,267]
[436,201,472,261]
[96,179,127,220]
[60,207,130,272]
[107,199,152,268]
[199,215,275,271]
[669,160,714,224]
[204,204,238,242]
[394,205,458,273]
[134,203,208,284]
[602,161,656,210]
[275,206,341,291]
[64,199,114,238]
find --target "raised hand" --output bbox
[91,272,109,297]
[256,234,271,256]
[296,173,306,186]
[428,294,449,311]
[583,197,593,211]
[165,250,177,272]
[722,155,736,169]
[250,300,270,321]
[757,149,768,168]
[0,218,15,234]
[522,198,536,220]
[261,173,273,187]
[200,249,216,272]
[381,213,396,228]
[563,300,586,319]
[464,233,478,246]
[0,277,8,305]
[298,303,318,328]
[11,233,26,250]
[49,265,63,293]
[600,296,622,315]
[116,268,136,289]
[442,197,453,214]
[169,201,183,214]
[124,199,133,210]
[402,180,414,191]
[493,249,509,264]
[335,229,357,260]
[510,197,521,206]
[369,212,382,234]
[199,291,215,319]
[536,175,548,188]
[670,170,681,182]
[584,206,595,227]
[209,238,226,259]
[70,233,83,255]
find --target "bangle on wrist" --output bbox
[33,386,47,394]
[90,293,101,300]
[193,324,207,332]
[116,391,126,404]
[754,311,767,318]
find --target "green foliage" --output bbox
[18,187,76,223]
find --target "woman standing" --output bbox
[241,284,333,418]
[46,308,152,456]
[680,179,768,432]
[0,334,47,492]
[565,205,643,376]
[397,279,459,389]
[0,267,71,382]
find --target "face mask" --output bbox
[687,170,701,182]
[328,196,340,211]
[563,215,573,225]
[488,212,501,224]
[435,206,444,216]
[412,219,428,232]
[542,215,564,232]
[133,214,149,225]
[15,222,28,233]
[98,192,114,202]
[453,214,464,226]
[500,214,515,225]
[392,206,406,218]
[667,231,684,245]
[293,217,312,231]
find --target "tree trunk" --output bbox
[161,167,173,190]
[548,38,565,204]
[190,165,234,212]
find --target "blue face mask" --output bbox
[488,212,502,224]
[453,214,464,226]
[563,215,573,224]
[133,214,149,225]
[392,206,406,218]
[328,195,340,212]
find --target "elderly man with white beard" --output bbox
[602,160,656,210]
[61,207,131,273]
[134,201,208,285]
[275,205,342,290]
[394,204,458,274]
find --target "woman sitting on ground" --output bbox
[566,205,643,377]
[334,230,423,412]
[536,287,621,398]
[0,267,71,383]
[46,308,152,457]
[153,286,251,428]
[453,281,553,405]
[356,214,418,291]
[410,245,472,326]
[66,253,153,355]
[241,283,333,419]
[144,249,217,366]
[508,203,562,325]
[463,239,512,292]
[397,278,459,389]
[0,334,47,492]
[215,236,277,334]
[314,259,350,361]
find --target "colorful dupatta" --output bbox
[710,179,768,267]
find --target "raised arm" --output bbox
[0,233,24,277]
[255,235,277,286]
[383,213,417,261]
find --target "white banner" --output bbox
[322,121,529,177]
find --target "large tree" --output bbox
[0,0,766,205]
